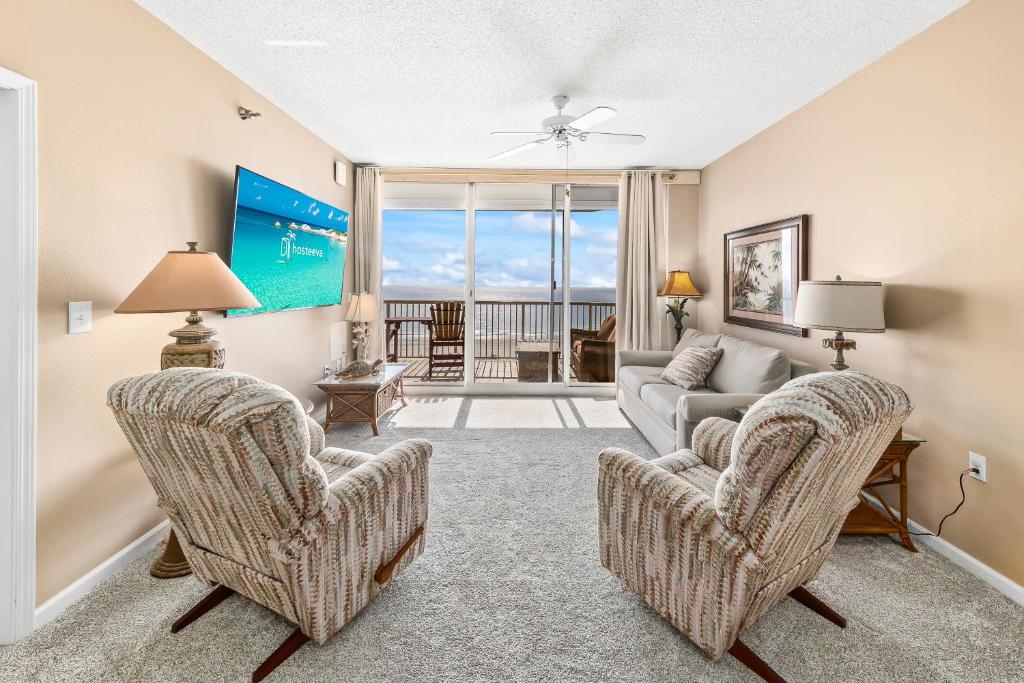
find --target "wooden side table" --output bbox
[316,363,408,435]
[841,430,926,551]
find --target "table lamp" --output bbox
[658,270,703,342]
[115,242,259,370]
[115,241,258,579]
[794,275,885,370]
[341,292,380,375]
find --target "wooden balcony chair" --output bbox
[427,301,465,380]
[571,314,616,382]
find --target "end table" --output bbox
[316,363,408,435]
[841,430,926,551]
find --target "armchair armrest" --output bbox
[675,393,764,450]
[617,350,674,368]
[598,447,724,538]
[306,415,325,457]
[579,338,615,355]
[691,417,739,471]
[571,327,598,344]
[597,447,761,659]
[322,438,431,583]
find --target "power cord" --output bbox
[909,467,978,538]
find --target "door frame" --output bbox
[0,66,38,644]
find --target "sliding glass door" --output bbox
[565,185,619,385]
[473,184,563,384]
[381,180,617,389]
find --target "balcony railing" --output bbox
[384,299,615,359]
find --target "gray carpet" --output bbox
[3,403,1023,682]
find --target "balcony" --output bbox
[385,299,615,384]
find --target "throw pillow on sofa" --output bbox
[660,346,724,390]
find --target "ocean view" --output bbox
[383,285,616,358]
[382,285,615,303]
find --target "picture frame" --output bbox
[723,215,808,336]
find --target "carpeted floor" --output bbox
[2,397,1022,682]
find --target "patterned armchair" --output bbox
[598,371,912,682]
[107,368,431,682]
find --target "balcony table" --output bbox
[385,316,432,362]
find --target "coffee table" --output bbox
[316,363,408,435]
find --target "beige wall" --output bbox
[693,0,1023,582]
[663,184,701,348]
[0,0,354,603]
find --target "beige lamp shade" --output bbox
[794,277,885,333]
[343,292,379,322]
[658,270,703,297]
[115,242,259,313]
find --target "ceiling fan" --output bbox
[489,95,646,161]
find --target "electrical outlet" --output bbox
[968,452,987,482]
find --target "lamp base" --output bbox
[161,339,225,370]
[160,311,226,370]
[822,331,857,371]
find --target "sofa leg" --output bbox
[252,627,309,682]
[789,585,847,628]
[171,584,234,633]
[728,639,786,683]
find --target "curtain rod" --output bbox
[377,167,700,185]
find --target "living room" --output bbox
[1,1,1022,681]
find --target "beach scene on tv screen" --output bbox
[228,168,348,316]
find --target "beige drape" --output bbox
[616,170,664,351]
[349,166,384,361]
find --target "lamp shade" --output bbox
[115,242,259,313]
[794,277,885,333]
[658,270,703,297]
[343,292,379,322]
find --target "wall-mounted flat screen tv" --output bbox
[227,166,348,317]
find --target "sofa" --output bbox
[617,328,816,454]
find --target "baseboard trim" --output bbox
[33,520,169,629]
[859,494,1024,607]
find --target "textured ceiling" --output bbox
[135,0,966,169]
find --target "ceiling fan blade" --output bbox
[568,106,617,130]
[583,131,646,145]
[489,138,547,161]
[490,131,548,136]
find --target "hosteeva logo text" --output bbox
[293,245,324,258]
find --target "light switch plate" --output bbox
[68,301,92,334]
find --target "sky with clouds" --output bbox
[382,209,617,294]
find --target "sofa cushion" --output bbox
[707,334,791,394]
[639,383,713,427]
[673,327,722,355]
[618,365,667,396]
[660,346,724,390]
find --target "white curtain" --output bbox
[616,170,664,351]
[350,166,384,361]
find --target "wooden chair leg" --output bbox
[171,584,234,633]
[728,639,786,683]
[375,525,425,585]
[252,627,309,683]
[789,585,847,628]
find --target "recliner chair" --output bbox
[598,371,912,682]
[107,368,431,682]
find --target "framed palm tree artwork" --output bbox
[723,215,808,336]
